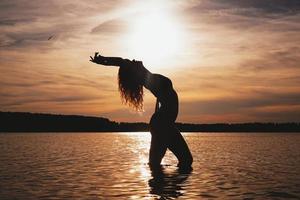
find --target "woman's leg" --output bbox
[149,112,168,168]
[149,133,167,168]
[167,126,193,168]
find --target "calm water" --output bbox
[0,132,299,200]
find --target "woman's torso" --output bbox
[144,73,179,126]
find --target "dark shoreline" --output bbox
[1,111,300,133]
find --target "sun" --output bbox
[124,7,186,69]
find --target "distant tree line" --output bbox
[0,111,148,132]
[1,111,299,132]
[176,122,300,132]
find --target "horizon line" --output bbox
[1,111,300,125]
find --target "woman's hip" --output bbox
[150,112,177,134]
[150,111,175,124]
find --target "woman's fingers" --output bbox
[90,52,101,63]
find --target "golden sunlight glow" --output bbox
[124,4,186,69]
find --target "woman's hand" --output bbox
[89,53,126,67]
[90,52,104,64]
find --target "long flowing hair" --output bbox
[118,64,144,111]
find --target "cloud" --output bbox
[185,0,300,17]
[91,19,128,34]
[181,0,300,34]
[179,91,300,122]
[0,0,299,122]
[0,0,128,49]
[238,47,300,72]
[215,0,300,14]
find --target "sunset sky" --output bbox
[1,0,300,123]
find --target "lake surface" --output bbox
[0,132,299,199]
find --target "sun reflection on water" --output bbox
[1,133,298,199]
[125,132,193,199]
[134,132,151,179]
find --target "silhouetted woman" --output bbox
[90,53,193,169]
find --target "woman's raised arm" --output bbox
[90,52,127,67]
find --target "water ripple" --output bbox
[0,132,299,199]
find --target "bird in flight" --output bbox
[48,35,54,40]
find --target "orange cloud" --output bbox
[1,0,300,123]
